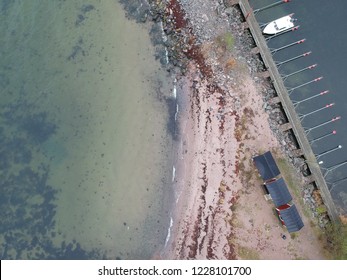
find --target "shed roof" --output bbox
[253,151,280,181]
[265,178,292,207]
[279,205,304,233]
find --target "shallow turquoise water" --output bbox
[0,0,174,259]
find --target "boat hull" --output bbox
[263,14,295,35]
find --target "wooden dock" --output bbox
[237,0,339,221]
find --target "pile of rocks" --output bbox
[179,0,230,44]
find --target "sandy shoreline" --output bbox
[165,65,325,259]
[156,0,328,259]
[164,65,326,259]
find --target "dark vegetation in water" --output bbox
[120,0,170,66]
[75,4,95,26]
[150,23,171,66]
[20,112,57,144]
[0,73,10,88]
[1,0,12,13]
[119,0,151,23]
[3,101,57,145]
[0,97,104,259]
[68,37,87,62]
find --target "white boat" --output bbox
[263,14,295,35]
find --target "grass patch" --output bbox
[275,157,301,197]
[231,216,244,228]
[317,205,327,215]
[237,245,260,260]
[290,232,298,240]
[274,156,312,218]
[324,223,347,259]
[216,32,235,51]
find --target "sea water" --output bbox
[0,0,174,259]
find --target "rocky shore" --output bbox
[120,0,331,259]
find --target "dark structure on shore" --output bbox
[265,178,292,207]
[253,151,280,181]
[234,0,339,222]
[276,204,305,233]
[253,151,304,232]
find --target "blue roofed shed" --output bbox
[277,204,304,233]
[253,151,280,181]
[265,178,292,207]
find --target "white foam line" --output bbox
[159,21,169,64]
[175,191,181,204]
[174,104,179,121]
[159,21,168,42]
[172,165,176,182]
[164,217,174,248]
[172,84,177,98]
[165,47,169,64]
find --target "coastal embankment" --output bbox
[144,0,332,259]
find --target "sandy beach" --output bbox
[159,0,328,259]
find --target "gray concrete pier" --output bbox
[237,0,339,221]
